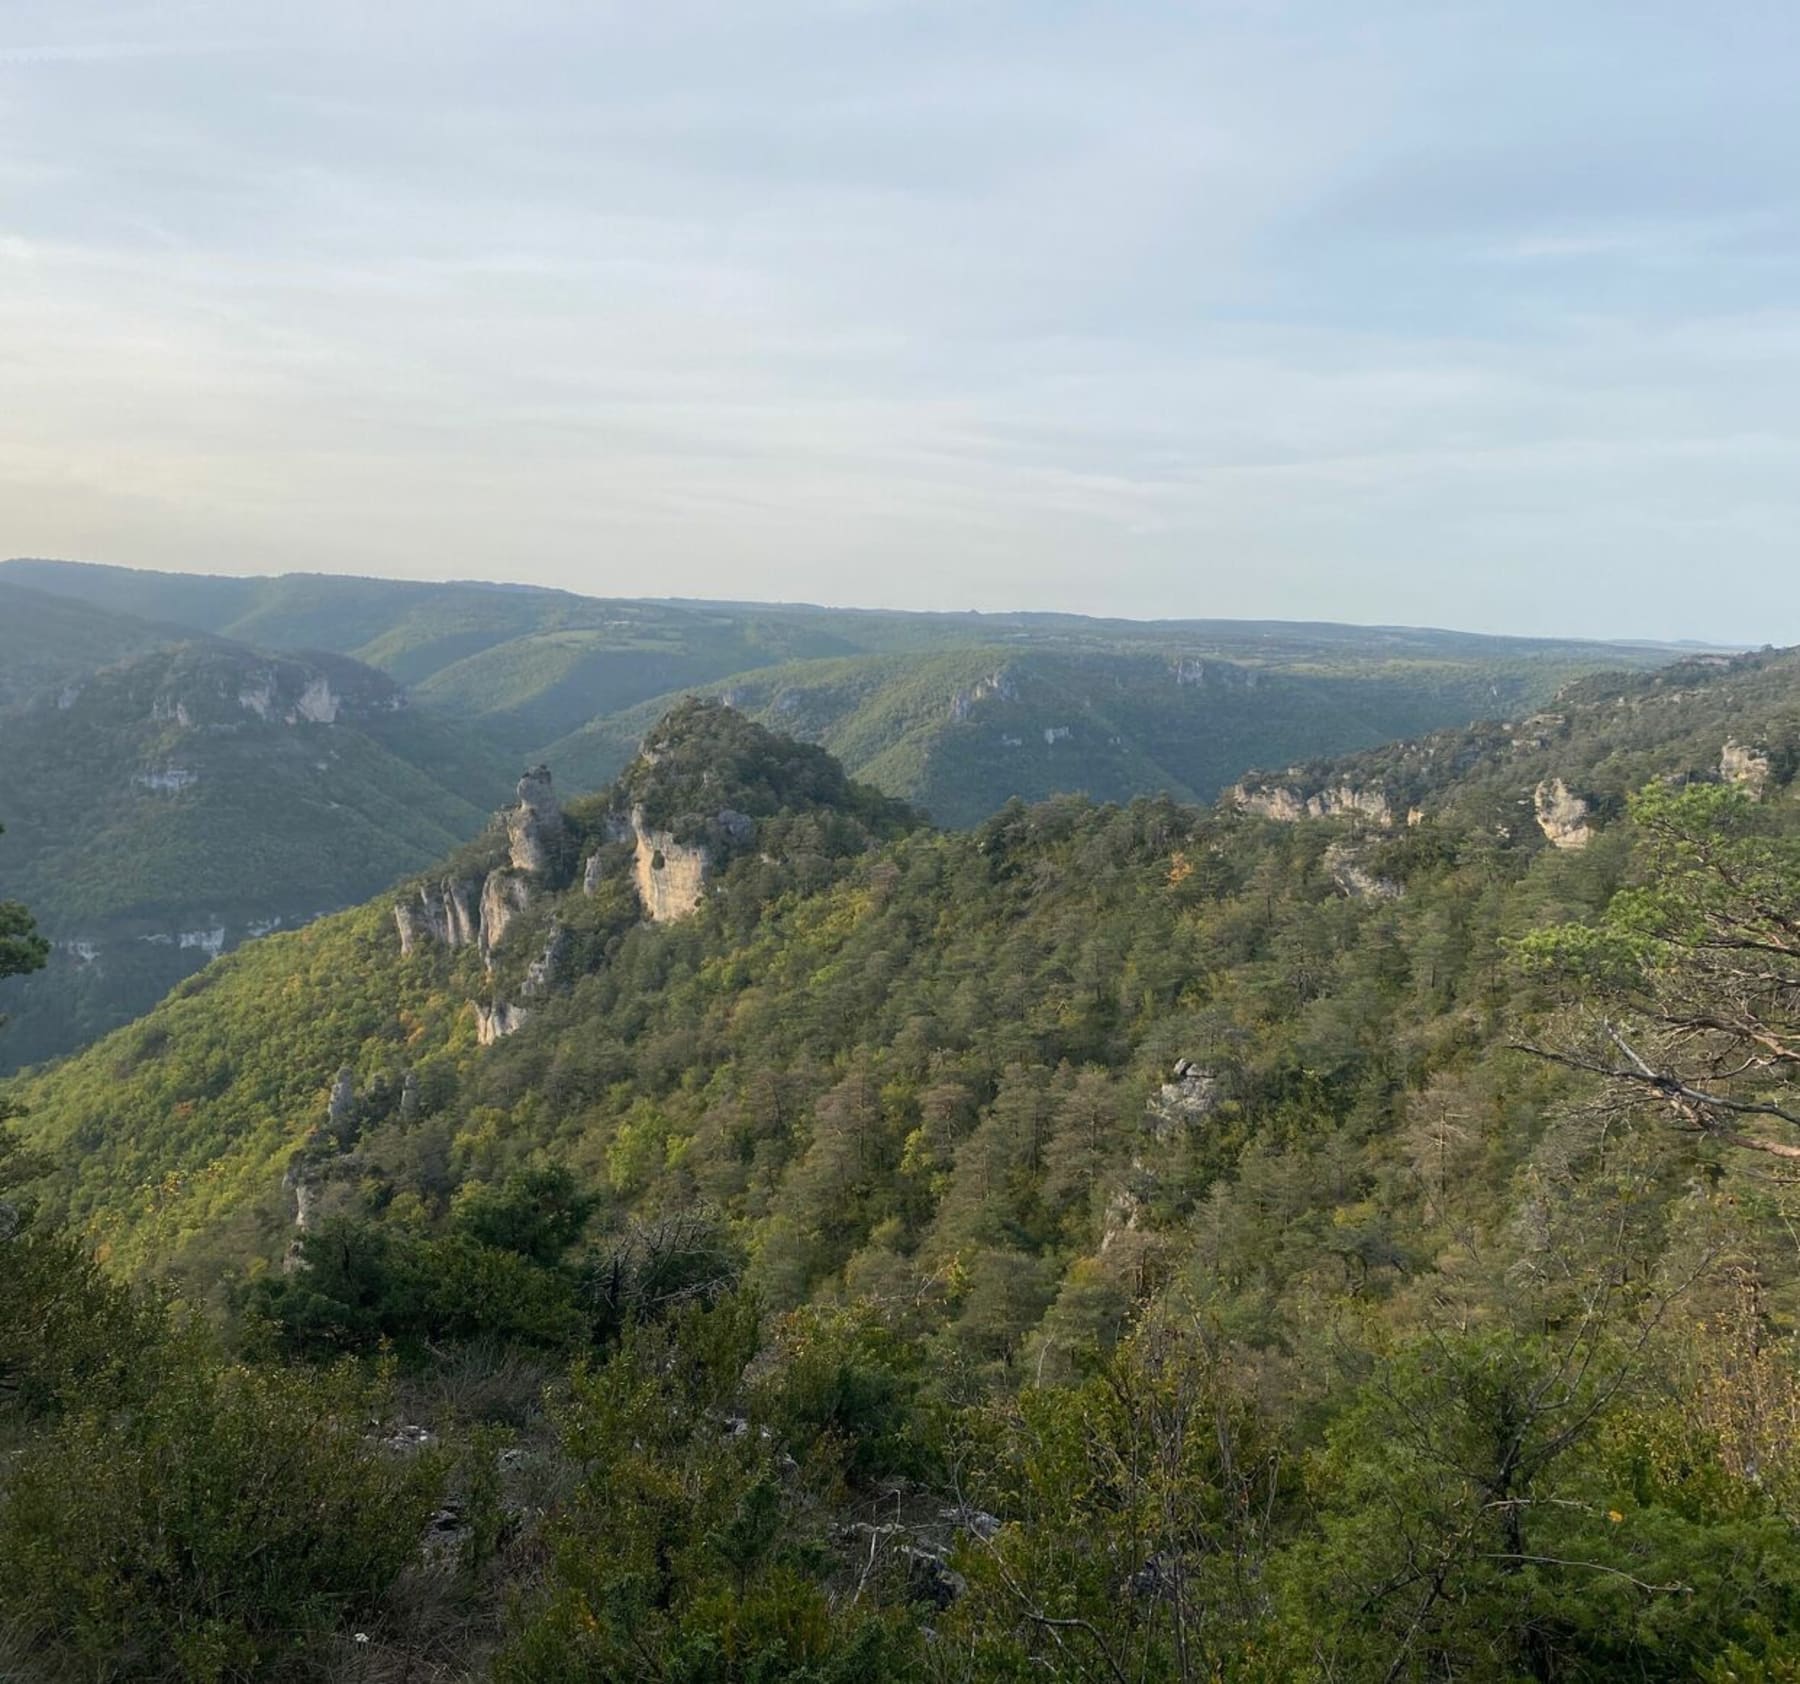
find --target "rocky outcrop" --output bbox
[327,1067,356,1137]
[1234,782,1394,826]
[133,765,199,793]
[1234,784,1306,822]
[235,666,389,725]
[505,766,563,874]
[292,676,340,724]
[521,922,569,997]
[949,670,1016,722]
[444,882,480,948]
[393,902,428,956]
[394,878,481,955]
[1721,740,1772,798]
[479,871,531,961]
[582,852,605,895]
[1145,1060,1222,1138]
[1508,714,1563,754]
[631,809,710,923]
[1533,778,1593,850]
[280,1155,321,1271]
[1324,840,1402,902]
[475,1001,529,1045]
[397,774,565,1046]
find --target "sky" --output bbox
[0,2,1795,642]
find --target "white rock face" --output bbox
[284,1158,320,1235]
[1324,840,1403,901]
[631,808,710,923]
[475,1001,529,1045]
[506,766,563,873]
[1146,1062,1223,1137]
[1234,784,1307,821]
[177,926,227,958]
[1043,725,1071,745]
[479,871,531,961]
[949,670,1017,722]
[133,766,199,793]
[1234,783,1394,825]
[1721,740,1772,798]
[1312,784,1393,825]
[292,677,340,724]
[394,878,481,955]
[1533,778,1593,850]
[521,922,568,997]
[582,852,605,895]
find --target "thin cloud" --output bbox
[0,3,1793,645]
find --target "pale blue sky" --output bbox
[1,2,1795,640]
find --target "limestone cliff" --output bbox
[395,770,561,960]
[1533,778,1593,850]
[1234,781,1395,826]
[1324,840,1403,902]
[394,877,481,955]
[949,670,1017,723]
[505,765,563,874]
[1721,739,1773,798]
[475,1001,529,1045]
[1145,1061,1223,1138]
[631,808,710,923]
[479,871,531,962]
[521,922,569,997]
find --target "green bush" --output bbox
[0,1355,444,1681]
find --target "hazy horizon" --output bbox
[5,552,1753,651]
[3,3,1796,645]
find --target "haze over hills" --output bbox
[0,637,516,1070]
[0,580,177,710]
[2,555,1703,815]
[0,558,1724,1070]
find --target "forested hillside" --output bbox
[7,661,1800,1678]
[4,557,1690,824]
[0,581,173,709]
[542,643,1635,827]
[0,561,1711,1079]
[0,642,516,1070]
